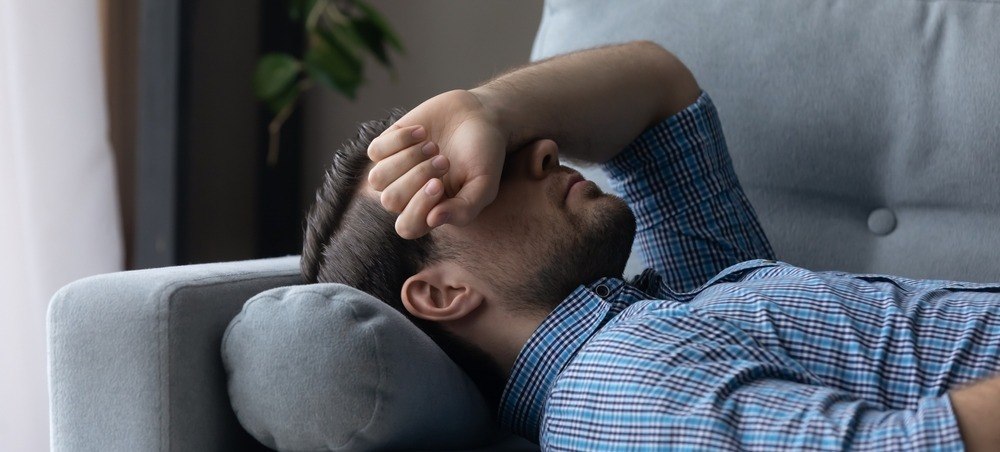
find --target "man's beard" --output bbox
[504,193,637,314]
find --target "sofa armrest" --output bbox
[47,256,302,451]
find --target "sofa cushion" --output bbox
[532,0,1000,282]
[221,283,500,451]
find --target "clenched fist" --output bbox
[367,89,507,239]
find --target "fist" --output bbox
[367,89,507,239]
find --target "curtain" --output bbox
[0,0,123,450]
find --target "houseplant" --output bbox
[254,0,403,165]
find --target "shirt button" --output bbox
[594,284,611,298]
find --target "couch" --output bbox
[48,0,1000,450]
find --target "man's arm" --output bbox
[366,41,699,237]
[471,40,701,163]
[950,374,1000,451]
[597,91,775,291]
[545,375,964,450]
[545,352,965,450]
[547,363,1000,450]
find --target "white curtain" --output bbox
[0,0,123,450]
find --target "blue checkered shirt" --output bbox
[498,92,1000,450]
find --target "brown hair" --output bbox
[301,109,505,413]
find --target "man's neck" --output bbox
[497,311,549,378]
[449,302,550,379]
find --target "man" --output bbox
[301,41,1000,450]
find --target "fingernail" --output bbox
[431,155,448,169]
[411,127,426,140]
[424,179,441,196]
[421,141,436,156]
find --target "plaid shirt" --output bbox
[498,92,1000,450]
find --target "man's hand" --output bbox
[368,41,699,239]
[367,89,507,239]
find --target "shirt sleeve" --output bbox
[540,308,966,451]
[542,366,963,451]
[601,91,775,292]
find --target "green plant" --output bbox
[254,0,404,165]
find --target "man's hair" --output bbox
[301,109,506,413]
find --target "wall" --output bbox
[301,0,544,208]
[101,0,544,267]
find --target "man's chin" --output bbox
[599,197,637,274]
[575,194,636,280]
[508,194,636,313]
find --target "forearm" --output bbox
[950,374,1000,451]
[470,40,700,163]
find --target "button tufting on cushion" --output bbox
[867,208,897,236]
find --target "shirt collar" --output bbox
[629,267,663,295]
[496,260,780,440]
[497,275,628,440]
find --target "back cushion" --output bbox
[532,0,1000,281]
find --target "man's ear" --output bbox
[401,262,484,322]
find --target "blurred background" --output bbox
[0,0,542,449]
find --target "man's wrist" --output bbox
[468,41,700,163]
[469,84,533,154]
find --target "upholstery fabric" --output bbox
[48,257,538,451]
[533,0,1000,282]
[48,257,302,451]
[221,283,499,451]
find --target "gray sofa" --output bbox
[48,0,1000,450]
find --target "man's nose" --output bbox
[527,139,560,180]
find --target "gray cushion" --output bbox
[533,0,1000,282]
[221,283,500,451]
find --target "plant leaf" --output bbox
[350,18,390,66]
[317,22,364,62]
[304,36,363,98]
[355,0,404,52]
[266,82,301,115]
[253,53,302,104]
[289,0,318,21]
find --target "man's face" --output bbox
[440,139,637,313]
